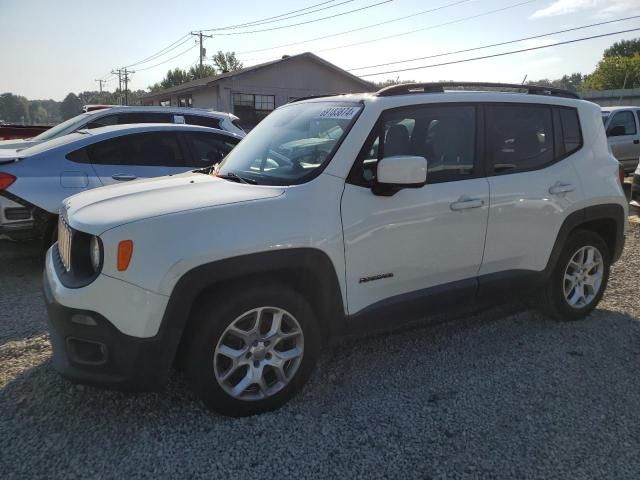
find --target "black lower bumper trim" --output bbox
[43,271,173,391]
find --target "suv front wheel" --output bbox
[536,230,610,321]
[185,283,320,416]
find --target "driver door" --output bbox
[341,104,489,315]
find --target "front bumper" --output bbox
[43,248,174,391]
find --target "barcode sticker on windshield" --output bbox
[316,106,361,120]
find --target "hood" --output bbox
[0,139,37,150]
[63,172,285,234]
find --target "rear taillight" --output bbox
[618,164,625,186]
[0,172,16,190]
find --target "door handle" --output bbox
[450,197,484,211]
[549,182,575,195]
[111,173,137,181]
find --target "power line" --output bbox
[125,35,193,68]
[315,0,536,53]
[135,44,199,72]
[349,15,640,71]
[204,0,342,31]
[209,0,355,31]
[238,0,474,55]
[205,0,395,35]
[358,27,640,77]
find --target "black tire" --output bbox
[535,229,610,321]
[184,282,320,417]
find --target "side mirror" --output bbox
[607,125,626,137]
[373,155,427,196]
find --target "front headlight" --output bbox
[90,236,102,272]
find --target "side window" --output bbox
[116,112,173,125]
[185,132,239,167]
[351,105,476,186]
[185,115,222,129]
[85,114,118,129]
[554,107,582,157]
[486,105,553,174]
[87,132,185,167]
[608,111,637,136]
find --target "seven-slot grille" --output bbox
[57,214,73,272]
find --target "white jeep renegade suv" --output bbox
[43,82,628,416]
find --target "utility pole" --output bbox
[95,79,105,94]
[190,31,213,69]
[111,69,123,104]
[123,68,134,105]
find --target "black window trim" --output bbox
[347,101,485,187]
[484,102,583,177]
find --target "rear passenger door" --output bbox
[83,132,189,185]
[479,103,583,284]
[606,110,640,172]
[182,131,239,169]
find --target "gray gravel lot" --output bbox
[1,223,640,479]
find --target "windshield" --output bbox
[217,102,363,185]
[32,113,92,141]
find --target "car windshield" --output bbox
[32,113,92,141]
[217,101,363,185]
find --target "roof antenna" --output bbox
[521,74,528,85]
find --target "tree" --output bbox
[212,51,243,73]
[374,77,416,88]
[188,64,216,80]
[60,93,83,120]
[0,93,30,123]
[583,54,640,90]
[528,73,584,92]
[604,38,640,58]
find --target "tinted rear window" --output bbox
[185,115,222,129]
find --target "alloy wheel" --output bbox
[213,307,304,401]
[563,245,604,308]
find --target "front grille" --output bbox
[58,215,73,272]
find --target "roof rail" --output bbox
[375,82,580,99]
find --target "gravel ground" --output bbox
[1,223,640,479]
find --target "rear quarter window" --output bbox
[185,115,222,129]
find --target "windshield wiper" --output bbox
[216,171,257,185]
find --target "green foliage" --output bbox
[583,54,640,90]
[374,77,416,88]
[604,38,640,58]
[0,93,31,123]
[60,93,83,120]
[211,51,243,73]
[189,64,216,79]
[527,73,584,92]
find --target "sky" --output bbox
[1,0,639,100]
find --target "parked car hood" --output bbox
[63,172,285,235]
[0,139,37,150]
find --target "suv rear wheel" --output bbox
[536,230,610,321]
[185,283,320,416]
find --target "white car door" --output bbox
[479,103,583,280]
[83,131,189,185]
[341,104,489,314]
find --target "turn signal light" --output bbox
[0,172,16,190]
[117,240,134,271]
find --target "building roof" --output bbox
[143,52,373,99]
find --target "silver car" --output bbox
[601,106,640,174]
[0,123,241,242]
[0,106,245,150]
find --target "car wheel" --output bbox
[536,230,610,321]
[185,283,320,416]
